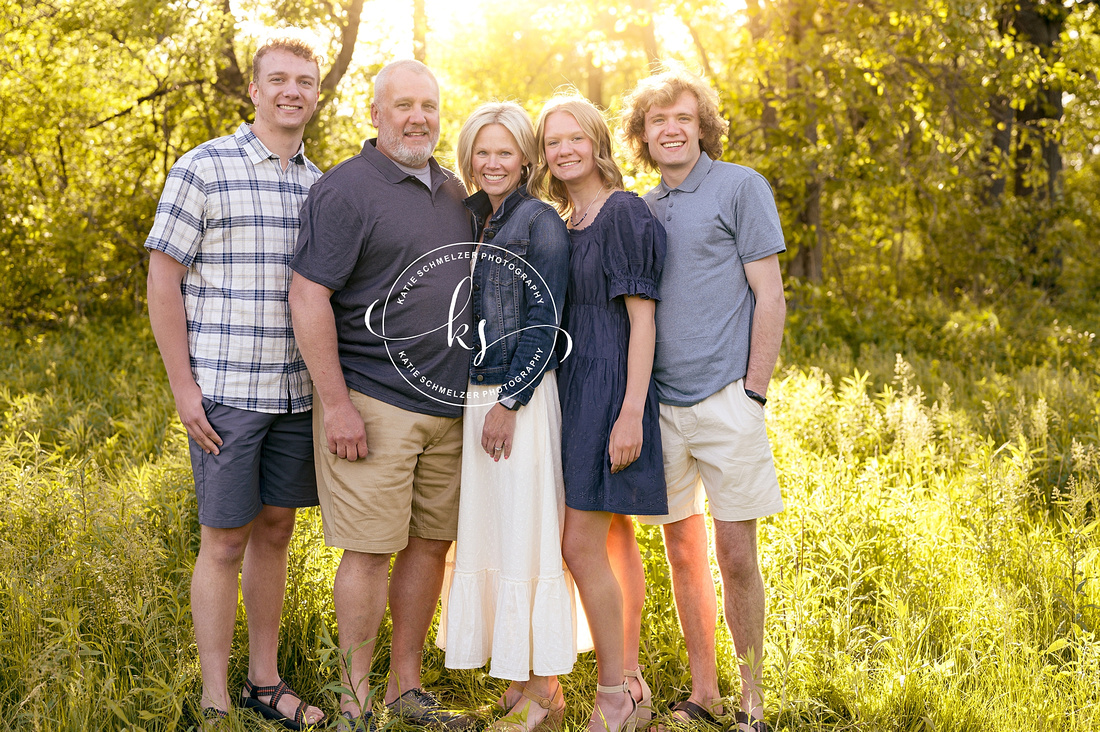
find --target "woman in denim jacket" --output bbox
[437,102,574,731]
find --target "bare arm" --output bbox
[288,272,368,461]
[609,295,656,473]
[147,250,222,455]
[743,253,786,399]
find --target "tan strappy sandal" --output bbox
[623,667,652,723]
[492,683,566,731]
[593,680,639,732]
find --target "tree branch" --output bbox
[87,81,204,129]
[318,0,366,112]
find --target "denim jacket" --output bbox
[465,184,569,407]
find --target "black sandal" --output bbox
[241,678,324,730]
[669,700,722,728]
[200,707,228,729]
[733,710,769,732]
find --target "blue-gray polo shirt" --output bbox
[644,152,786,407]
[292,139,474,418]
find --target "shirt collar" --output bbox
[236,123,307,166]
[654,151,713,198]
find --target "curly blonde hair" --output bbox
[620,64,728,170]
[530,93,624,216]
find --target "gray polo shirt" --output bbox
[644,153,785,407]
[292,139,473,418]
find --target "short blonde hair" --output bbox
[531,93,624,216]
[455,102,537,195]
[621,64,728,170]
[252,29,324,81]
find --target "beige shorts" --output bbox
[639,379,784,525]
[313,389,463,553]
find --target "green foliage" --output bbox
[0,0,243,324]
[2,306,1098,729]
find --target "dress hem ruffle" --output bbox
[443,567,578,680]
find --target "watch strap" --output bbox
[744,389,767,406]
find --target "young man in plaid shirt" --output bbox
[146,32,326,727]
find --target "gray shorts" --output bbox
[189,398,319,528]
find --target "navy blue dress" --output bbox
[558,191,668,515]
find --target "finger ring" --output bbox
[494,447,502,452]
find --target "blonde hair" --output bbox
[531,93,624,216]
[455,102,537,195]
[252,29,325,82]
[621,63,728,170]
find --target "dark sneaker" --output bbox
[336,709,379,732]
[386,688,474,730]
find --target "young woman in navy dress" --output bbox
[531,95,667,732]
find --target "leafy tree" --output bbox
[0,0,367,324]
[1,0,1098,325]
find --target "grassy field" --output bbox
[0,300,1097,731]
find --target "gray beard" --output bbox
[379,128,436,168]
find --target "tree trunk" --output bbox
[744,0,778,145]
[319,0,366,111]
[1007,0,1066,202]
[587,51,604,108]
[212,0,251,121]
[1004,0,1067,291]
[638,0,660,65]
[784,0,823,283]
[984,94,1012,202]
[413,0,427,63]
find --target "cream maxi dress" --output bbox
[437,372,590,680]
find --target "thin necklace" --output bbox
[569,187,607,228]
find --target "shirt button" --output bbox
[666,215,672,221]
[669,201,674,208]
[476,375,485,382]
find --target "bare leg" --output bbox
[334,550,392,715]
[240,505,324,723]
[385,536,452,703]
[193,523,252,713]
[714,520,765,720]
[606,514,647,704]
[562,508,633,731]
[661,515,723,717]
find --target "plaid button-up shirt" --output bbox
[145,124,322,413]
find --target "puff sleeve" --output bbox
[600,192,667,302]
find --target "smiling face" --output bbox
[371,67,441,168]
[248,49,320,137]
[542,111,599,187]
[471,123,526,212]
[643,90,703,184]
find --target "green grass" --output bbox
[0,300,1096,731]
